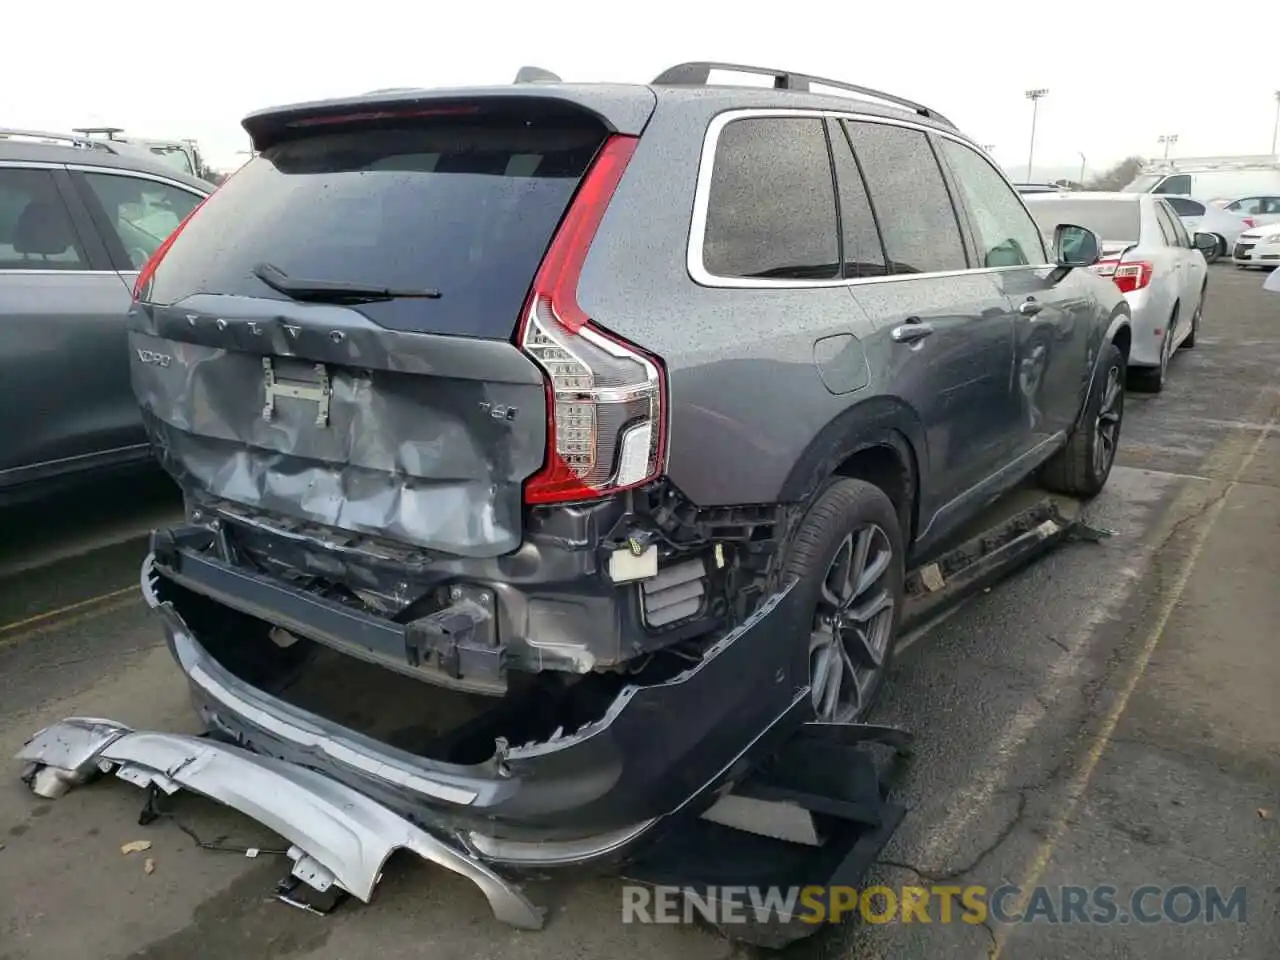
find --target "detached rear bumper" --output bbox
[16,719,545,929]
[136,549,811,860]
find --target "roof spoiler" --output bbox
[650,61,956,129]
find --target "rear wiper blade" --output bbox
[252,262,441,303]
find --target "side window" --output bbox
[1151,208,1173,246]
[1171,214,1192,248]
[702,117,839,280]
[1156,204,1188,247]
[1263,197,1280,215]
[842,120,967,274]
[937,138,1047,267]
[826,122,887,278]
[0,168,89,270]
[1154,175,1192,195]
[1229,197,1263,214]
[80,173,204,270]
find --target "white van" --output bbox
[1122,156,1280,204]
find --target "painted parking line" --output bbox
[986,410,1276,960]
[0,585,139,649]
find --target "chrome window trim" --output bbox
[685,107,1054,290]
[0,268,118,276]
[65,163,211,197]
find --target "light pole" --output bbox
[1272,91,1279,155]
[1078,152,1087,186]
[1158,133,1179,159]
[1025,89,1048,181]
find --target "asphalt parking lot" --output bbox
[1,264,1277,960]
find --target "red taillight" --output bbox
[1243,217,1256,229]
[1109,260,1154,294]
[132,195,208,300]
[516,135,667,506]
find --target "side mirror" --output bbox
[1053,223,1101,269]
[1193,232,1218,255]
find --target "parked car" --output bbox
[120,63,1132,884]
[1218,194,1280,227]
[1025,192,1215,392]
[0,129,211,504]
[1122,156,1280,203]
[1159,194,1257,262]
[1232,223,1280,269]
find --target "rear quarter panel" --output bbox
[575,103,915,508]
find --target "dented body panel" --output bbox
[129,298,547,559]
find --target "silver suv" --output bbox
[0,130,210,503]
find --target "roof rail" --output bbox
[71,126,126,140]
[0,127,100,149]
[650,61,956,128]
[514,66,562,84]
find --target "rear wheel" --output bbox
[784,478,905,723]
[1130,309,1176,393]
[1039,342,1124,498]
[1204,235,1223,264]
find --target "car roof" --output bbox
[0,138,211,192]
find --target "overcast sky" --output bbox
[6,1,1278,178]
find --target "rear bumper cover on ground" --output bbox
[138,549,811,850]
[15,719,546,928]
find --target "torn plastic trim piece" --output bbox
[15,719,544,930]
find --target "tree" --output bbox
[1085,156,1145,191]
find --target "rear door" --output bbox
[838,119,1016,531]
[1156,201,1206,340]
[130,110,612,558]
[936,137,1092,456]
[0,163,134,486]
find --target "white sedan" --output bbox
[1232,224,1280,270]
[1026,191,1215,393]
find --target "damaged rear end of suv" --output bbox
[116,82,815,877]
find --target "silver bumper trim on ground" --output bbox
[16,718,544,930]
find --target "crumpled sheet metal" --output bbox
[127,313,547,559]
[16,718,545,930]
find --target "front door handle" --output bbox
[1019,299,1043,317]
[891,320,934,343]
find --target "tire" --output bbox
[1129,307,1176,394]
[1182,287,1202,350]
[782,477,905,723]
[1038,341,1124,498]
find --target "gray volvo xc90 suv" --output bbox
[22,63,1132,925]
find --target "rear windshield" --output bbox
[1026,199,1141,244]
[147,118,605,338]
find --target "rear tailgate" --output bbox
[130,96,650,558]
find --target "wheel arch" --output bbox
[777,395,924,546]
[1077,306,1131,428]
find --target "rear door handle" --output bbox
[1019,299,1043,317]
[891,320,934,343]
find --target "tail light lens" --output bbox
[517,135,667,506]
[1095,259,1153,294]
[1243,217,1256,229]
